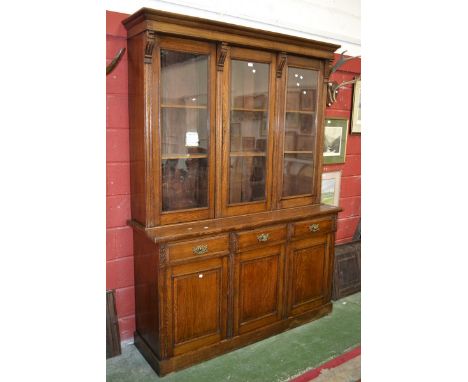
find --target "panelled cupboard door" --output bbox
[274,56,325,209]
[167,256,228,356]
[234,244,285,335]
[156,37,217,225]
[221,47,276,217]
[287,235,330,317]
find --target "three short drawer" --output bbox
[236,225,287,251]
[292,218,333,239]
[167,234,229,262]
[164,217,334,262]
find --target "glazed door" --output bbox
[167,257,228,356]
[275,55,325,209]
[156,37,216,224]
[221,47,276,217]
[287,235,331,317]
[234,245,285,335]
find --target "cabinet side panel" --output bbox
[133,229,160,357]
[128,34,147,224]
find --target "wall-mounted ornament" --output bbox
[106,48,126,75]
[326,50,360,107]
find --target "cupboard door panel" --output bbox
[157,38,216,225]
[222,48,276,217]
[169,257,228,355]
[288,237,329,317]
[173,270,219,343]
[275,56,325,209]
[234,245,284,335]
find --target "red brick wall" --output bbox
[106,11,134,341]
[106,10,361,341]
[325,57,361,244]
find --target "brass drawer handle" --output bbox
[309,224,320,233]
[257,233,270,242]
[193,245,208,255]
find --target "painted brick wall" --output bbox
[324,57,361,245]
[106,11,361,341]
[106,11,135,341]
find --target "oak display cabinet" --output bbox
[123,8,341,376]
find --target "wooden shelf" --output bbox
[284,151,313,154]
[161,104,207,110]
[162,154,208,160]
[231,108,267,112]
[286,110,315,114]
[230,152,266,157]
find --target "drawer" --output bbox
[292,218,333,239]
[236,225,287,251]
[167,234,229,262]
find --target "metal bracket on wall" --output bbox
[106,48,126,75]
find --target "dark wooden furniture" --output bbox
[123,8,341,376]
[106,290,121,358]
[332,241,361,300]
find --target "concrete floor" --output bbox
[107,293,361,382]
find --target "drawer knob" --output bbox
[257,233,270,242]
[309,224,320,232]
[193,245,208,255]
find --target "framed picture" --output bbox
[323,118,348,164]
[351,78,361,134]
[321,171,341,206]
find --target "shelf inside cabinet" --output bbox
[231,108,268,112]
[229,152,266,157]
[285,110,315,115]
[162,154,208,160]
[161,104,208,109]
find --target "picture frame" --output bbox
[323,118,348,164]
[351,78,361,134]
[321,170,342,206]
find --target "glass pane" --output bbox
[282,153,314,197]
[230,111,268,152]
[160,50,210,211]
[282,67,318,197]
[161,108,208,156]
[229,156,266,204]
[229,59,270,204]
[161,50,208,106]
[284,113,316,152]
[286,68,318,112]
[162,158,208,211]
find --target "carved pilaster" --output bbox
[323,58,333,83]
[162,267,169,357]
[331,215,338,232]
[227,233,237,338]
[276,52,287,78]
[144,30,157,64]
[217,42,229,71]
[159,243,168,268]
[286,222,294,241]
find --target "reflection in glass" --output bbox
[162,158,208,211]
[161,50,208,106]
[282,154,314,197]
[160,50,210,211]
[229,156,266,204]
[229,60,270,204]
[161,108,208,156]
[282,67,318,197]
